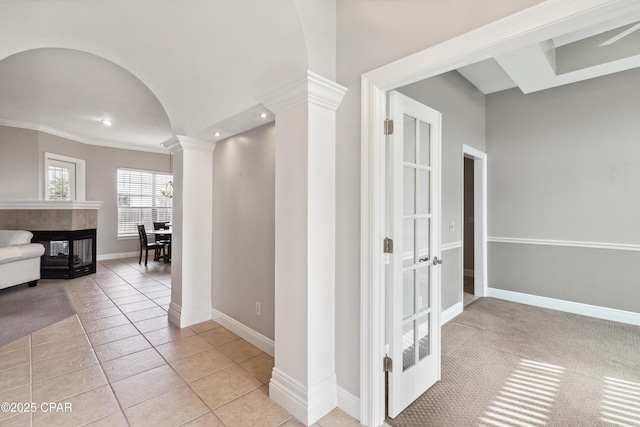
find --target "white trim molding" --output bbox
[270,369,337,426]
[162,135,217,154]
[0,119,170,154]
[168,301,211,328]
[0,201,102,210]
[488,288,640,327]
[337,387,361,421]
[96,251,138,261]
[462,144,488,299]
[260,70,348,114]
[442,241,462,251]
[441,301,464,325]
[488,236,640,252]
[210,308,274,357]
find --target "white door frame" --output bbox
[359,1,640,426]
[462,145,487,298]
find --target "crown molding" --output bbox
[260,70,347,114]
[162,135,216,154]
[0,119,171,154]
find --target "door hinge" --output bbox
[384,119,394,135]
[383,355,393,372]
[383,237,393,254]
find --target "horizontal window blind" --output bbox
[117,168,172,236]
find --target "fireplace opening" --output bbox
[31,229,97,279]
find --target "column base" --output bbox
[270,368,337,426]
[168,301,211,328]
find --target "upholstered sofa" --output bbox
[0,230,45,290]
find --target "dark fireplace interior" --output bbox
[31,229,97,279]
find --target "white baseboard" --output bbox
[97,251,138,261]
[464,268,474,278]
[168,302,182,327]
[487,288,640,327]
[441,301,463,325]
[168,302,211,328]
[270,369,337,425]
[337,386,360,421]
[211,308,274,356]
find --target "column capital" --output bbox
[162,135,217,154]
[260,70,347,115]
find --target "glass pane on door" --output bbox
[404,115,416,163]
[403,270,414,320]
[404,167,415,214]
[419,120,430,166]
[418,314,430,360]
[403,219,414,267]
[418,267,430,311]
[417,218,429,264]
[402,320,415,371]
[417,170,430,214]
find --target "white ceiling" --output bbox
[0,0,307,153]
[0,48,174,151]
[457,14,640,95]
[1,2,640,152]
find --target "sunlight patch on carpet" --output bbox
[480,359,565,427]
[600,377,640,426]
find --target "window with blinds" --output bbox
[117,168,173,237]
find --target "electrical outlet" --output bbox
[255,302,261,316]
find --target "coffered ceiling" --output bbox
[457,14,640,94]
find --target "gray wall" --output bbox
[486,67,640,312]
[0,126,171,256]
[212,123,275,340]
[489,242,640,312]
[398,71,486,311]
[0,126,39,200]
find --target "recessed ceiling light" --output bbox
[213,132,221,137]
[101,119,113,126]
[259,113,268,119]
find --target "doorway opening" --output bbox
[461,144,487,304]
[463,156,478,307]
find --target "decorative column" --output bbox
[261,71,347,425]
[162,136,216,327]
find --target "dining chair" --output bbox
[137,224,167,266]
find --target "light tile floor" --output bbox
[0,258,362,427]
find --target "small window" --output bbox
[44,153,86,201]
[117,168,173,237]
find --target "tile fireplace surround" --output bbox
[0,201,101,231]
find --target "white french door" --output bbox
[387,91,442,418]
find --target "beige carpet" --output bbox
[0,281,76,347]
[387,297,640,427]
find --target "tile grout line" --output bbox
[84,261,208,425]
[72,300,128,427]
[6,259,292,427]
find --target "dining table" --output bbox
[148,228,172,262]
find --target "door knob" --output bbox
[432,256,443,265]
